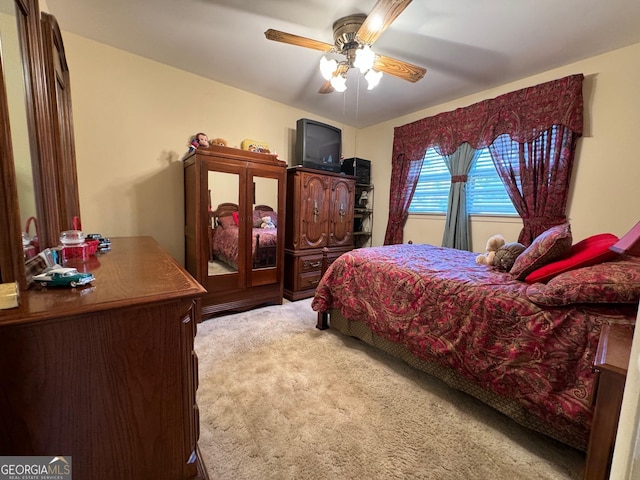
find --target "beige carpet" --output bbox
[195,298,585,480]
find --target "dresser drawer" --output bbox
[299,255,323,273]
[284,247,353,301]
[298,271,322,290]
[298,252,346,274]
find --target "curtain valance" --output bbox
[393,74,583,157]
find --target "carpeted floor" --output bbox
[195,298,585,480]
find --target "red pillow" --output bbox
[524,233,620,283]
[232,211,240,226]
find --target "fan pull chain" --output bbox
[356,74,360,123]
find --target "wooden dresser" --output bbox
[284,167,355,300]
[0,237,208,480]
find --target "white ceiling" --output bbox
[46,0,640,128]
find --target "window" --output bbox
[409,147,517,215]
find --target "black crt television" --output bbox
[295,118,342,173]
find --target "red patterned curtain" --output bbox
[383,153,424,245]
[384,74,583,245]
[489,126,578,245]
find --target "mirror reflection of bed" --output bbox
[208,202,278,273]
[207,171,278,276]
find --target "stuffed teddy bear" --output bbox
[211,137,228,147]
[260,216,275,229]
[476,234,505,265]
[493,242,526,271]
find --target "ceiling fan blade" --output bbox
[358,0,413,45]
[264,29,334,52]
[319,64,350,94]
[318,80,334,94]
[374,54,426,83]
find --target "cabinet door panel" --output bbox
[329,177,354,247]
[299,173,329,249]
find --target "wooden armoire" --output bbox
[284,167,355,300]
[184,145,287,318]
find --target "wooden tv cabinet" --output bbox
[0,237,208,480]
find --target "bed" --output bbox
[311,232,640,451]
[209,203,278,269]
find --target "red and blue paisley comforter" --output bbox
[311,243,636,447]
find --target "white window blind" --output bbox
[409,147,517,215]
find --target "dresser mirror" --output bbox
[1,0,38,230]
[0,0,39,288]
[0,0,77,289]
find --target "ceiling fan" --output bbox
[264,0,427,94]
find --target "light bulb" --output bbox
[330,75,347,92]
[319,56,338,81]
[365,69,383,90]
[354,45,375,73]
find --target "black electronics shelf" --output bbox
[354,183,373,248]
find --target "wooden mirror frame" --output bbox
[41,12,80,231]
[0,0,75,290]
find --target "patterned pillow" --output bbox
[510,223,573,281]
[525,258,640,306]
[218,215,236,229]
[252,210,263,227]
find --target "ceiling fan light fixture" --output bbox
[266,3,427,95]
[353,45,375,73]
[320,56,338,81]
[330,74,347,92]
[365,69,383,90]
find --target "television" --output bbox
[295,118,342,173]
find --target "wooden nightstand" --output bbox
[584,323,634,480]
